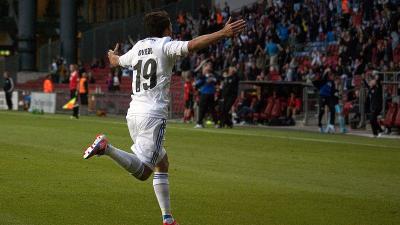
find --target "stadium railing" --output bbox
[380,71,400,115]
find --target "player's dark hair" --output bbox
[144,10,171,38]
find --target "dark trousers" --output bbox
[5,91,12,110]
[197,93,216,125]
[370,109,383,136]
[318,96,335,127]
[70,89,77,99]
[221,96,236,127]
[79,93,88,105]
[70,89,79,118]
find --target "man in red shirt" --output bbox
[69,64,79,119]
[183,73,194,122]
[69,64,79,99]
[287,92,301,120]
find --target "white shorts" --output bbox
[126,115,167,170]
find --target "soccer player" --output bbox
[83,11,246,225]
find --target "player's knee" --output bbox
[161,157,169,169]
[136,172,151,181]
[155,160,169,172]
[131,166,152,181]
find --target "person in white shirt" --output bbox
[83,10,245,225]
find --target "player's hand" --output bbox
[108,43,119,55]
[108,44,120,67]
[222,17,246,38]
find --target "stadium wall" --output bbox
[213,0,259,11]
[16,71,48,84]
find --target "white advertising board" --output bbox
[0,92,18,110]
[29,92,56,114]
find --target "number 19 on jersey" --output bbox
[133,58,157,92]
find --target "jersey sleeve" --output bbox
[162,38,189,59]
[118,48,135,67]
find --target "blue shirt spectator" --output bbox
[265,41,279,56]
[195,74,216,94]
[327,30,335,43]
[277,24,289,42]
[319,81,334,97]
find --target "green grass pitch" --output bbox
[0,111,399,225]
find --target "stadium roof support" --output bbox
[18,0,36,71]
[60,0,77,65]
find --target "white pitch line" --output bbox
[1,111,399,150]
[83,118,400,149]
[167,126,400,150]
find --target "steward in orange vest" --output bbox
[79,72,89,105]
[43,75,54,93]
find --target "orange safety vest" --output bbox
[43,79,54,93]
[79,77,87,94]
[216,13,223,24]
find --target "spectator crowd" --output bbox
[39,0,400,133]
[169,0,400,132]
[173,0,400,82]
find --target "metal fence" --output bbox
[50,77,184,119]
[381,71,400,114]
[15,70,400,125]
[304,71,400,128]
[302,86,319,126]
[55,91,131,115]
[43,90,184,119]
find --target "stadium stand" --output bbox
[13,0,400,131]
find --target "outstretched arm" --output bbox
[108,18,246,67]
[188,17,246,53]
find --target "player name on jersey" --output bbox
[138,48,153,56]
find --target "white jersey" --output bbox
[119,37,189,119]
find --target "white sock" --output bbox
[153,172,172,222]
[105,144,144,178]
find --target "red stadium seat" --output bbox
[260,97,275,120]
[382,103,397,127]
[271,98,281,118]
[395,105,400,127]
[280,98,287,112]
